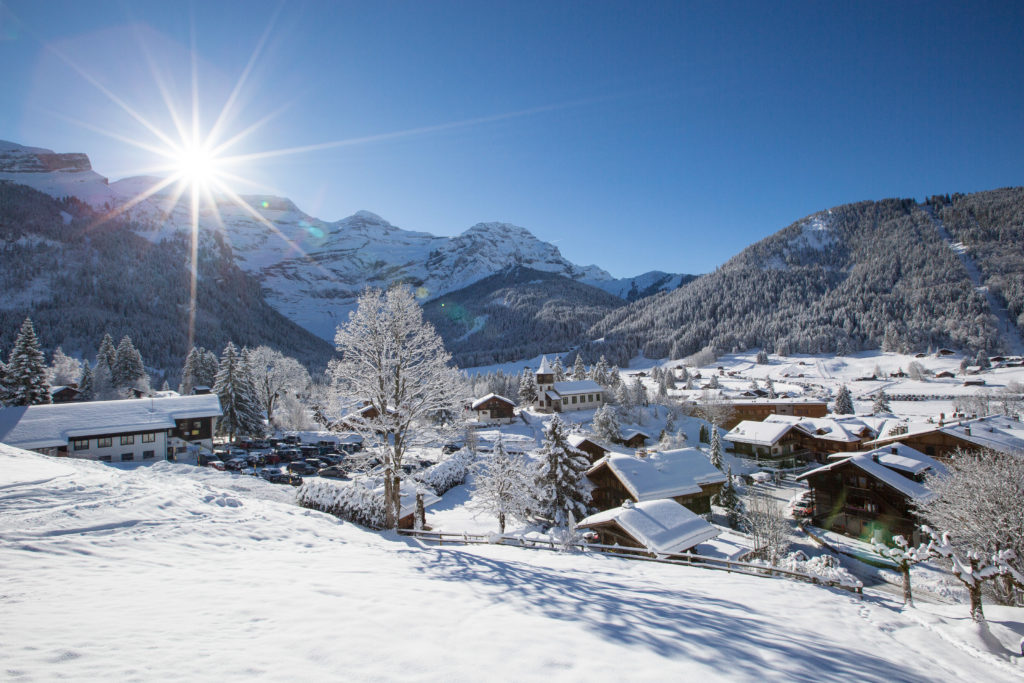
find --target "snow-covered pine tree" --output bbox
[713,466,743,529]
[572,353,587,381]
[591,403,621,443]
[699,424,709,443]
[3,318,51,406]
[533,414,590,528]
[95,333,117,377]
[199,349,220,387]
[679,366,689,382]
[213,342,263,441]
[749,378,760,391]
[709,425,723,470]
[765,377,776,398]
[590,355,610,386]
[113,335,148,391]
[975,350,991,369]
[469,436,534,534]
[518,368,538,406]
[708,374,720,389]
[835,385,854,414]
[872,390,892,414]
[91,360,116,401]
[631,376,647,407]
[608,366,622,388]
[756,349,769,364]
[180,347,201,394]
[551,356,566,381]
[614,382,632,413]
[78,362,94,400]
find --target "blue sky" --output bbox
[1,1,1022,278]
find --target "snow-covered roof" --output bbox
[536,356,552,375]
[471,393,515,409]
[552,380,603,396]
[727,397,828,406]
[589,448,726,501]
[800,445,946,502]
[725,420,794,446]
[622,430,651,442]
[545,390,561,402]
[577,499,720,555]
[0,395,223,450]
[568,434,609,451]
[864,415,1024,455]
[763,415,879,444]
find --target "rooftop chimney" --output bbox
[890,446,898,454]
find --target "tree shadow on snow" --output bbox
[401,543,944,682]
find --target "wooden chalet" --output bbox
[470,393,516,424]
[621,430,651,449]
[723,398,828,428]
[568,434,610,464]
[49,385,82,403]
[724,420,805,468]
[797,444,945,543]
[863,415,1024,460]
[587,448,726,515]
[577,499,720,557]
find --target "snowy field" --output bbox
[2,446,1022,681]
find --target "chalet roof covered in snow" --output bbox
[577,499,720,555]
[800,445,946,502]
[726,397,828,406]
[568,434,609,451]
[589,448,726,501]
[551,380,602,396]
[764,414,878,443]
[470,393,515,409]
[0,395,223,450]
[725,420,795,446]
[864,415,1024,454]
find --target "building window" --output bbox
[193,421,201,429]
[562,398,568,405]
[99,455,112,462]
[121,435,134,446]
[98,437,112,448]
[571,396,577,404]
[121,453,134,461]
[72,439,89,451]
[142,433,156,443]
[142,450,155,459]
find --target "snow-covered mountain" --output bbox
[1,140,688,342]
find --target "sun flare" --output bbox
[173,141,220,190]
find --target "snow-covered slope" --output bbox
[1,445,1021,680]
[0,140,631,342]
[590,270,698,300]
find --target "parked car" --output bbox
[206,459,226,471]
[224,457,248,471]
[787,491,814,518]
[199,452,222,466]
[318,465,349,479]
[300,445,321,458]
[441,443,463,455]
[245,453,267,467]
[276,448,301,462]
[282,435,301,445]
[318,454,344,466]
[287,461,317,475]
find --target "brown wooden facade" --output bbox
[802,461,921,543]
[571,437,609,464]
[472,395,515,422]
[873,431,976,460]
[725,400,828,429]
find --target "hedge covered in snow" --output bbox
[414,448,475,495]
[297,479,385,529]
[778,551,863,589]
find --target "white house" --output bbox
[0,394,223,463]
[533,356,605,413]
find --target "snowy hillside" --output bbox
[1,445,1021,679]
[589,270,698,301]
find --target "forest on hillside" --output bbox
[584,197,1003,364]
[0,182,334,378]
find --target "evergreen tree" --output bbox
[835,385,854,415]
[699,424,709,444]
[590,355,610,386]
[872,390,892,415]
[749,378,760,391]
[765,377,776,398]
[591,403,621,443]
[180,347,201,394]
[756,349,769,364]
[518,368,538,406]
[631,376,647,407]
[679,366,689,382]
[113,335,148,390]
[213,342,263,440]
[91,360,116,401]
[608,366,622,388]
[3,318,50,406]
[533,415,590,528]
[708,374,720,389]
[975,350,991,369]
[199,349,220,387]
[95,333,117,377]
[713,467,743,529]
[614,382,633,413]
[572,353,587,381]
[551,356,566,381]
[709,425,724,470]
[78,362,94,400]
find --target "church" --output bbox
[533,356,605,413]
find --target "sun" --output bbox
[172,140,220,191]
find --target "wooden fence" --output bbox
[397,528,863,595]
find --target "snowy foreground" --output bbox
[2,448,1022,681]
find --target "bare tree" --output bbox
[917,448,1024,606]
[697,389,734,427]
[468,436,534,534]
[872,534,932,607]
[743,487,791,565]
[248,346,311,425]
[331,286,464,528]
